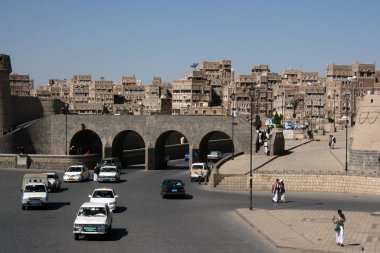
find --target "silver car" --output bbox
[43,172,61,192]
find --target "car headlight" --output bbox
[97,224,107,232]
[74,224,83,231]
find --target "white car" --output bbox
[73,202,113,240]
[21,183,49,210]
[88,188,118,212]
[207,151,222,162]
[43,172,61,192]
[190,163,209,182]
[98,165,121,182]
[63,165,90,182]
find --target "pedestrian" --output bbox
[93,165,100,182]
[328,135,332,148]
[272,179,280,202]
[331,135,336,149]
[332,209,346,247]
[279,179,286,202]
[264,140,269,156]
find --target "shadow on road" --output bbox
[48,201,71,210]
[54,187,69,193]
[79,228,128,241]
[113,206,127,213]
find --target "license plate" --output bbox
[84,227,96,232]
[171,189,177,192]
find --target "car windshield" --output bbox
[78,207,106,217]
[25,185,46,192]
[47,174,55,179]
[192,165,204,169]
[100,167,117,173]
[165,180,182,186]
[92,190,114,198]
[67,167,82,172]
[210,151,219,155]
[100,159,115,165]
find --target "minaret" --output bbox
[0,54,13,135]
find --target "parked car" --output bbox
[97,157,122,168]
[161,179,186,198]
[73,202,113,240]
[43,172,61,192]
[184,152,190,161]
[88,188,118,212]
[63,165,90,182]
[190,163,209,182]
[207,151,222,162]
[283,124,293,130]
[98,165,121,182]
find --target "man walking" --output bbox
[333,209,346,246]
[331,135,336,149]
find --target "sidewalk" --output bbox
[218,128,380,252]
[237,208,380,253]
[220,128,349,175]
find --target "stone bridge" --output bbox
[13,114,255,170]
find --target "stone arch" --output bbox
[199,131,233,163]
[155,130,189,170]
[70,129,102,155]
[112,130,145,167]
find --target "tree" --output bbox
[290,99,299,119]
[272,112,281,125]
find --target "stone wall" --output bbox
[350,94,380,170]
[213,170,380,195]
[0,153,100,170]
[350,149,380,170]
[11,96,61,127]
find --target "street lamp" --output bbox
[248,85,255,211]
[333,90,336,132]
[281,91,284,126]
[230,92,236,160]
[345,94,349,172]
[65,103,68,155]
[310,100,313,134]
[319,97,321,130]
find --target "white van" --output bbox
[190,163,209,182]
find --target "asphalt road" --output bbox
[2,167,379,253]
[0,168,278,253]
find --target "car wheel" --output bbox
[74,234,79,240]
[21,205,25,210]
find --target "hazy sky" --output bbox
[1,0,379,87]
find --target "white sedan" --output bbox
[73,202,113,240]
[88,188,118,212]
[63,165,90,182]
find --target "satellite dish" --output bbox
[190,63,198,70]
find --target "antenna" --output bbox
[190,62,198,70]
